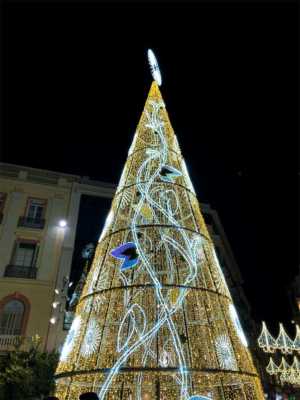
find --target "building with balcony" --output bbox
[0,163,114,353]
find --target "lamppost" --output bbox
[68,243,95,311]
[49,219,72,326]
[50,275,73,325]
[44,219,72,351]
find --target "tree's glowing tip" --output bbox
[147,49,162,86]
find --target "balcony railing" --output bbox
[18,216,45,229]
[0,335,29,352]
[4,264,37,279]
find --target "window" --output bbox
[5,240,39,278]
[0,300,24,335]
[13,241,38,267]
[26,198,46,220]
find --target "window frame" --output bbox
[0,299,25,335]
[0,293,30,336]
[24,197,47,220]
[11,239,39,268]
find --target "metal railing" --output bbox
[18,216,45,229]
[0,335,24,351]
[4,264,37,279]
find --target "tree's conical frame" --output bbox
[55,81,264,400]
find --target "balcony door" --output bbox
[13,242,37,268]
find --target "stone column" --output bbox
[38,196,66,282]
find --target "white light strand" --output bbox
[60,316,81,362]
[97,100,203,400]
[229,303,248,347]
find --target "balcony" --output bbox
[0,335,29,352]
[4,264,37,279]
[18,216,45,229]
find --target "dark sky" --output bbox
[2,2,298,333]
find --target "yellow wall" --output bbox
[0,163,115,353]
[0,169,76,351]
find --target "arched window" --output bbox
[0,299,25,335]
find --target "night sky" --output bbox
[2,2,298,334]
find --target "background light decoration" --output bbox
[258,321,300,354]
[276,322,294,354]
[266,357,279,375]
[294,325,300,352]
[258,322,300,387]
[54,73,264,399]
[257,321,277,353]
[229,303,248,347]
[265,356,300,386]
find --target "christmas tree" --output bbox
[54,51,264,400]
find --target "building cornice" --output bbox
[0,163,116,194]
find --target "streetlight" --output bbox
[49,275,72,324]
[58,219,67,228]
[52,301,60,309]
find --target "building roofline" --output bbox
[0,162,116,190]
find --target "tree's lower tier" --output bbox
[55,368,264,399]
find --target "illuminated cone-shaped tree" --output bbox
[55,76,264,400]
